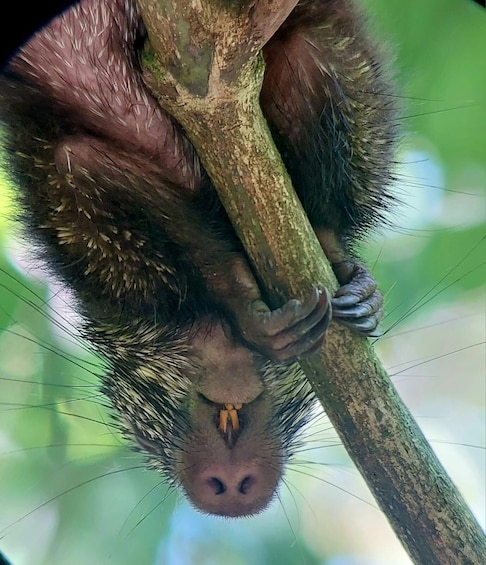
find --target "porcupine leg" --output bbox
[51,135,333,361]
[260,0,396,336]
[3,118,331,360]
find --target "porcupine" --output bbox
[0,0,396,517]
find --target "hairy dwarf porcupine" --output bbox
[0,0,396,517]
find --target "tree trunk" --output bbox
[136,0,486,562]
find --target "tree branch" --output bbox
[136,0,486,562]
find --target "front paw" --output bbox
[331,261,383,337]
[237,286,331,363]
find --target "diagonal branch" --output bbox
[137,0,486,562]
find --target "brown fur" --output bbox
[0,0,396,516]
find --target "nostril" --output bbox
[186,463,279,515]
[207,477,226,495]
[238,474,255,495]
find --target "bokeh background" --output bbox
[0,0,485,563]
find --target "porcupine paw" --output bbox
[239,286,331,363]
[331,260,383,337]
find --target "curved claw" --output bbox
[332,291,383,319]
[336,314,384,337]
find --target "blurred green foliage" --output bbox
[361,0,486,322]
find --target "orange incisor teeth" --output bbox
[219,403,243,433]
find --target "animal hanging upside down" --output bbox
[0,0,396,516]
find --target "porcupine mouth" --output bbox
[196,392,253,448]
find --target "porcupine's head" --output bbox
[93,319,316,517]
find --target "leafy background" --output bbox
[0,0,485,564]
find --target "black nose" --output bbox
[206,473,256,496]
